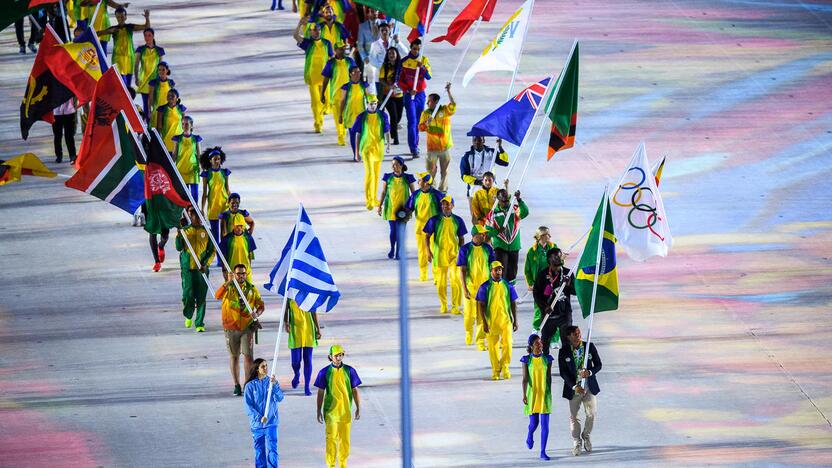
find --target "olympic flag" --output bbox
[610,142,672,262]
[461,0,532,87]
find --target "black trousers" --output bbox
[494,248,520,283]
[15,19,36,47]
[52,114,77,161]
[541,320,570,356]
[385,96,404,144]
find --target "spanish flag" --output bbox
[44,26,109,105]
[575,189,619,318]
[0,153,57,186]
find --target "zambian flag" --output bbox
[575,190,619,318]
[546,41,579,160]
[65,112,145,214]
[0,0,57,31]
[143,129,191,235]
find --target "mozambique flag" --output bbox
[20,25,74,140]
[0,0,56,31]
[45,25,108,105]
[546,41,579,160]
[143,129,190,235]
[575,190,619,318]
[65,112,146,214]
[354,0,425,29]
[0,153,57,185]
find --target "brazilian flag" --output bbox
[575,190,619,318]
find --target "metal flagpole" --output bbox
[177,213,216,298]
[580,185,610,389]
[58,0,72,43]
[449,0,492,84]
[397,220,413,468]
[506,0,536,101]
[498,39,578,229]
[263,204,305,424]
[535,227,590,333]
[158,129,258,320]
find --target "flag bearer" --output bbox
[485,187,529,284]
[217,264,265,396]
[175,205,215,332]
[418,82,456,192]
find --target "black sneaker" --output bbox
[28,44,37,54]
[233,384,242,396]
[55,156,63,163]
[19,46,25,55]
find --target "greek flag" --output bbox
[263,206,340,312]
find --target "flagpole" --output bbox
[506,0,535,101]
[535,228,588,333]
[58,0,71,42]
[449,0,492,84]
[410,0,437,97]
[157,128,258,320]
[397,220,413,468]
[580,185,609,389]
[263,204,305,425]
[499,39,578,229]
[176,215,216,298]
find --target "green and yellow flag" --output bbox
[546,41,579,160]
[575,190,619,317]
[0,0,57,32]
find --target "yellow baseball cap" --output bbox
[417,172,433,184]
[473,224,488,235]
[440,195,454,205]
[490,261,503,269]
[232,213,247,227]
[367,94,378,103]
[329,345,345,356]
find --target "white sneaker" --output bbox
[572,441,582,456]
[583,436,592,453]
[138,213,146,226]
[132,213,139,226]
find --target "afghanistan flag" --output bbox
[0,153,57,185]
[65,112,145,214]
[575,190,619,318]
[20,25,74,140]
[0,0,56,31]
[143,129,191,235]
[75,66,145,169]
[546,41,579,160]
[45,25,109,105]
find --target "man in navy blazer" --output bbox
[558,325,601,457]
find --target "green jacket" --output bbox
[485,199,529,251]
[523,241,559,287]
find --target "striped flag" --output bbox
[263,206,340,313]
[546,41,579,160]
[65,112,145,214]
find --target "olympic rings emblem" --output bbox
[613,167,665,241]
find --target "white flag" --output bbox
[610,142,672,262]
[462,0,532,88]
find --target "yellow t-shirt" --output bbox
[326,367,351,423]
[471,186,498,224]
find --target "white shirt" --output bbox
[368,36,409,72]
[53,99,76,116]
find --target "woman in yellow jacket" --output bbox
[199,147,231,263]
[339,66,370,156]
